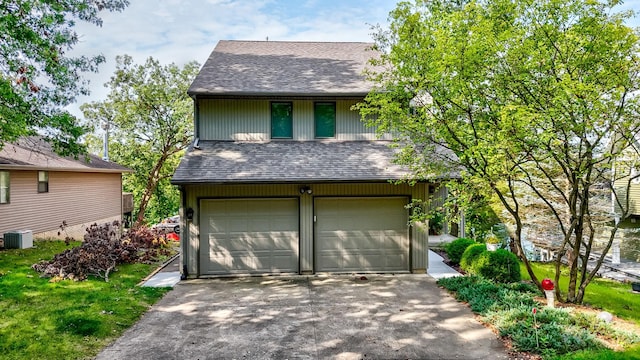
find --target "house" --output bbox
[0,137,132,240]
[172,40,446,277]
[610,142,640,262]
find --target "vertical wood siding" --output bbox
[198,99,390,141]
[0,170,122,237]
[182,182,429,276]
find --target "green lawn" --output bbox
[0,240,171,360]
[521,262,640,359]
[521,262,640,325]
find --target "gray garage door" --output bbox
[200,198,299,275]
[315,197,409,272]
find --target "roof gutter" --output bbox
[169,178,438,186]
[0,165,133,173]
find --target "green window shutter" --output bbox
[271,102,293,138]
[315,102,336,138]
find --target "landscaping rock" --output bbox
[597,311,613,323]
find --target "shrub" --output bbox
[474,249,521,283]
[445,237,476,265]
[460,243,487,272]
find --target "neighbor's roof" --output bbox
[0,137,131,173]
[188,40,380,97]
[171,140,412,184]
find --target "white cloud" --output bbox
[66,0,394,117]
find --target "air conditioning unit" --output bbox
[4,230,33,249]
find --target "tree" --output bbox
[0,0,128,155]
[358,0,640,303]
[82,55,200,226]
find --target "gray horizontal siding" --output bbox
[198,98,391,141]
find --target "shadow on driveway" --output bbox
[97,275,508,359]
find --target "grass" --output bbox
[0,240,171,360]
[519,262,640,359]
[554,343,640,359]
[521,262,640,325]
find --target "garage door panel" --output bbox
[315,197,409,273]
[201,198,299,275]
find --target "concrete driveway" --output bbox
[96,275,508,359]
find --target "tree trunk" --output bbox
[134,153,169,227]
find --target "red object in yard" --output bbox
[166,233,180,242]
[541,278,555,291]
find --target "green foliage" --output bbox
[472,249,521,283]
[360,0,640,304]
[445,237,476,265]
[0,0,128,155]
[438,276,537,313]
[438,275,639,357]
[554,344,640,360]
[81,55,200,225]
[460,243,486,272]
[488,307,603,356]
[0,240,169,359]
[429,209,444,234]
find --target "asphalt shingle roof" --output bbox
[171,140,411,184]
[188,41,379,97]
[0,137,131,173]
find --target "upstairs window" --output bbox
[314,102,336,138]
[38,171,49,193]
[0,171,8,204]
[271,102,293,139]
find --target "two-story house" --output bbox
[172,40,439,277]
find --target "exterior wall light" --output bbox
[299,186,313,194]
[186,207,194,221]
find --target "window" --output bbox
[38,171,49,193]
[315,102,336,138]
[271,102,293,139]
[0,171,8,204]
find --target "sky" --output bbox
[67,0,640,119]
[67,0,396,117]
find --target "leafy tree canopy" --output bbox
[0,0,128,155]
[359,0,640,303]
[82,55,200,226]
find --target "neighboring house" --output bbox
[0,137,132,240]
[172,40,446,277]
[610,142,640,262]
[613,143,640,223]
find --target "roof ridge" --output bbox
[220,40,374,44]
